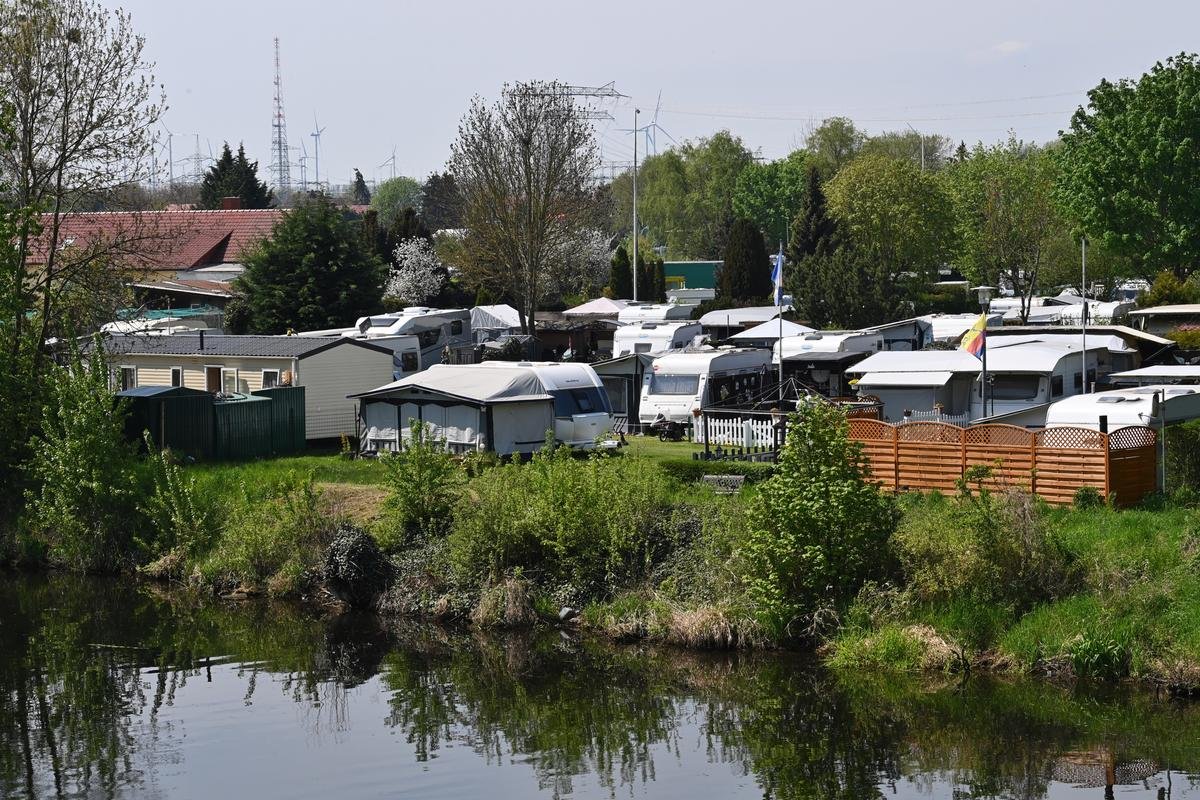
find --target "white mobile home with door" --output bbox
[97,333,395,439]
[640,348,772,424]
[354,362,612,456]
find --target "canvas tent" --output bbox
[470,304,522,337]
[563,297,629,317]
[352,364,555,456]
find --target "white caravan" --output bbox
[613,321,702,356]
[1046,385,1200,430]
[478,361,614,448]
[639,348,773,424]
[617,303,695,323]
[773,330,882,362]
[299,307,472,372]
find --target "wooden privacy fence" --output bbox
[846,420,1158,507]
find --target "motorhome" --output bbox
[617,303,695,323]
[299,307,473,371]
[353,362,612,457]
[639,348,773,425]
[478,361,614,448]
[613,321,702,356]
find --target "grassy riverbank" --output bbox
[11,400,1200,691]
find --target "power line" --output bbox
[659,107,1073,124]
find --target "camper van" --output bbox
[613,321,702,357]
[639,348,773,425]
[297,307,472,374]
[478,361,613,448]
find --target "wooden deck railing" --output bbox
[847,420,1158,507]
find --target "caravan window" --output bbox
[991,375,1040,400]
[550,387,610,416]
[119,366,136,390]
[401,352,419,373]
[262,369,280,389]
[450,320,464,336]
[649,373,700,396]
[1051,374,1064,398]
[634,343,652,354]
[170,367,183,388]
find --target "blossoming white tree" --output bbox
[386,238,446,304]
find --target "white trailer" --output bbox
[613,321,702,357]
[639,347,773,424]
[479,361,614,448]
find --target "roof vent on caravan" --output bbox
[803,333,823,340]
[1097,396,1128,404]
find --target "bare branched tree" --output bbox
[448,81,600,333]
[0,0,164,353]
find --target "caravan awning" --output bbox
[855,371,955,388]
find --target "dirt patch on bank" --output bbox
[318,482,388,527]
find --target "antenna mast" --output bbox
[271,37,292,197]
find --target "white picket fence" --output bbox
[904,409,971,427]
[697,414,777,447]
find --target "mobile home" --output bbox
[613,321,702,356]
[96,333,395,440]
[639,348,773,424]
[775,331,882,397]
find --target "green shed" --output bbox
[213,395,275,460]
[117,386,214,459]
[252,386,306,455]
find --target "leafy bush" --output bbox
[1069,629,1130,679]
[1073,485,1105,510]
[449,448,679,599]
[377,423,466,551]
[893,488,1073,612]
[1167,325,1200,351]
[741,400,900,638]
[1167,419,1200,493]
[656,458,775,485]
[199,471,332,593]
[23,343,142,572]
[138,435,217,563]
[324,522,392,609]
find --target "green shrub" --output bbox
[741,400,900,639]
[138,434,217,562]
[656,458,775,485]
[1073,486,1104,510]
[23,342,142,572]
[377,423,466,551]
[199,471,332,592]
[449,448,679,598]
[893,488,1073,613]
[827,625,926,672]
[1167,326,1200,350]
[1167,419,1200,493]
[1069,629,1131,679]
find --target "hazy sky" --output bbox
[114,0,1200,190]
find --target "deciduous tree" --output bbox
[370,175,422,228]
[1056,53,1200,278]
[826,152,956,281]
[449,80,600,333]
[804,117,864,178]
[386,237,446,305]
[732,150,810,247]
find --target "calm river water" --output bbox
[3,574,1200,799]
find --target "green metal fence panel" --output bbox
[252,386,306,454]
[214,395,274,460]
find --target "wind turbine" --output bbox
[644,91,676,155]
[310,114,326,190]
[296,140,309,191]
[378,146,397,181]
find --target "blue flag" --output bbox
[772,247,784,307]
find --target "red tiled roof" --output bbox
[28,209,285,271]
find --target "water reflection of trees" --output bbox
[5,575,1200,799]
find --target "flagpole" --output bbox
[776,244,784,403]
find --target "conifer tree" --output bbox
[608,244,632,299]
[236,194,385,333]
[199,143,274,209]
[718,219,772,301]
[786,166,838,264]
[350,169,371,204]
